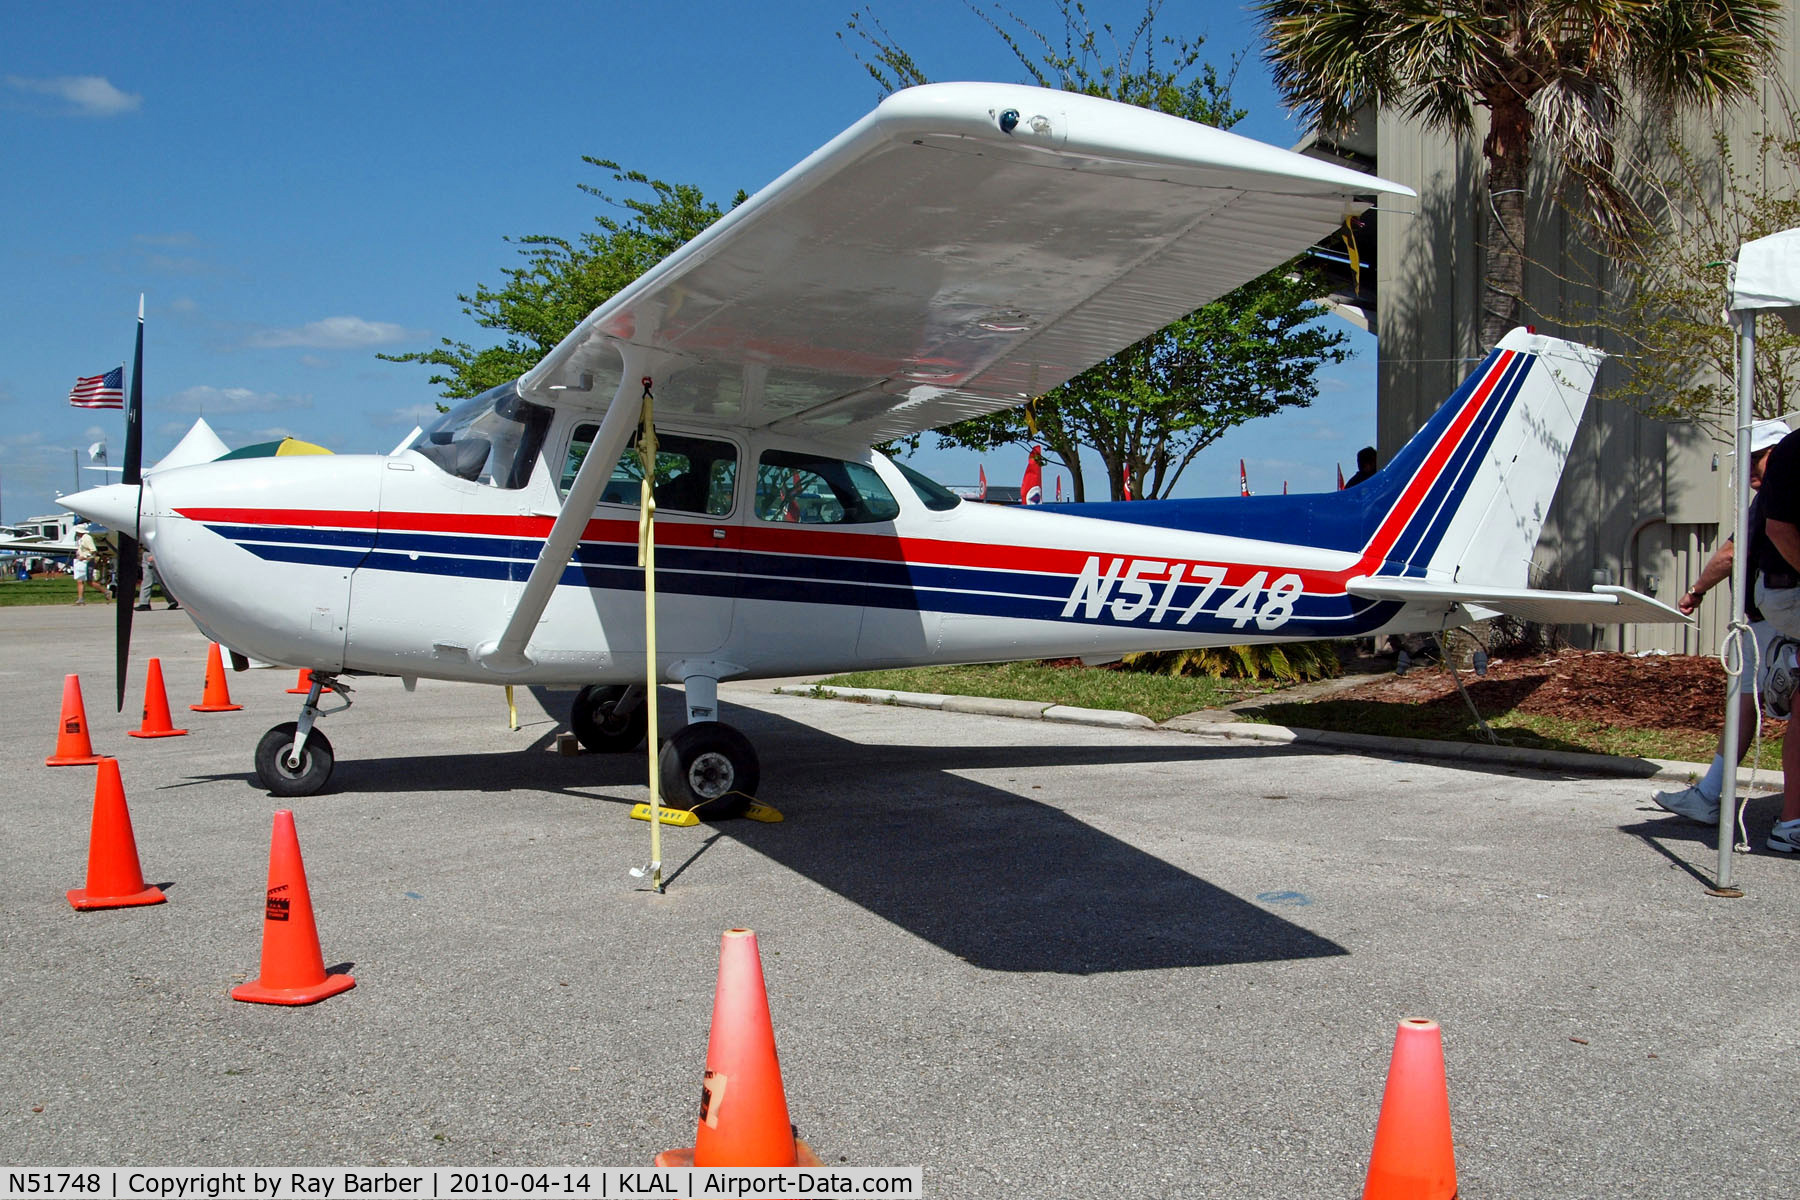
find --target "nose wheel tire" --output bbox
[254,722,335,797]
[570,684,648,753]
[657,723,758,820]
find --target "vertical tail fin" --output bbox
[1356,328,1602,587]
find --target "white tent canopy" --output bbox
[1731,227,1800,330]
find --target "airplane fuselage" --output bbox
[136,429,1398,688]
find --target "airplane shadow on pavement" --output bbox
[189,687,1350,976]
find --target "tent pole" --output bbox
[1719,320,1756,891]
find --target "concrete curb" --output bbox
[772,684,1774,789]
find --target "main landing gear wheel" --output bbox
[570,684,648,753]
[658,723,759,820]
[255,722,335,797]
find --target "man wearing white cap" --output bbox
[1654,418,1791,825]
[71,523,97,606]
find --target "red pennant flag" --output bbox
[1122,464,1133,501]
[1239,459,1250,497]
[1337,463,1346,490]
[1054,474,1062,502]
[977,463,987,501]
[1283,480,1289,495]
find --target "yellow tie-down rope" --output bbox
[637,379,665,892]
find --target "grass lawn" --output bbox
[1242,696,1783,770]
[0,578,114,607]
[819,662,1277,723]
[822,660,1775,767]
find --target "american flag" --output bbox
[69,367,125,409]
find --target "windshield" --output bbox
[408,380,553,489]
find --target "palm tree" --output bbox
[1256,0,1782,350]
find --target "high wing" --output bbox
[518,82,1414,444]
[1347,578,1687,627]
[480,83,1414,673]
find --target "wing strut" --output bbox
[473,349,647,674]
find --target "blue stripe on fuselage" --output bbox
[207,519,1405,638]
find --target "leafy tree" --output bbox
[1257,0,1782,352]
[940,269,1350,500]
[1595,124,1800,432]
[382,161,742,399]
[845,1,1353,501]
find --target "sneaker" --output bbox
[133,604,151,611]
[1653,784,1719,824]
[167,601,179,610]
[1769,818,1800,853]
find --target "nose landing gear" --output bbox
[254,674,353,796]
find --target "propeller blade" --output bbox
[116,296,146,712]
[114,535,137,711]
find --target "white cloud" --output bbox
[248,316,418,349]
[164,386,310,415]
[6,74,141,117]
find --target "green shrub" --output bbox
[1120,640,1342,683]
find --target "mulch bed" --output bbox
[1329,648,1779,739]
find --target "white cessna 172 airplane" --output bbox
[65,83,1682,809]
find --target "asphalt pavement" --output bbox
[3,604,1797,1197]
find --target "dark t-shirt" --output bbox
[1756,429,1800,587]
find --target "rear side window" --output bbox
[895,461,962,512]
[754,450,901,524]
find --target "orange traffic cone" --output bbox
[656,929,822,1169]
[230,810,355,1005]
[129,658,188,738]
[67,758,166,910]
[46,673,105,766]
[190,642,243,712]
[1362,1017,1458,1200]
[286,669,314,695]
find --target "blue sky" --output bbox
[0,0,1376,522]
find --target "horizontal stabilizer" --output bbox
[1347,578,1688,626]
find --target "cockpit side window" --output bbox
[408,381,553,490]
[754,450,901,524]
[561,424,738,517]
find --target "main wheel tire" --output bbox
[254,722,335,797]
[570,684,648,753]
[657,723,759,819]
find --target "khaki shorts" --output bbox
[1755,579,1800,641]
